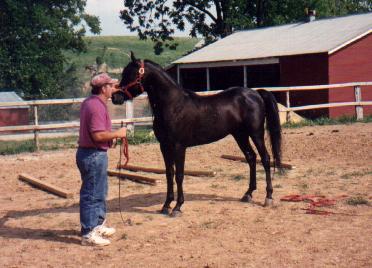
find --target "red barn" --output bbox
[0,92,29,127]
[168,12,372,119]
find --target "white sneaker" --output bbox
[95,220,116,237]
[81,229,110,246]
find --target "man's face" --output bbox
[102,83,118,98]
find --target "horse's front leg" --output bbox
[170,145,186,217]
[160,143,175,215]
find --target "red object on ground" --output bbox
[281,194,348,215]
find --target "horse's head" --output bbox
[112,52,145,105]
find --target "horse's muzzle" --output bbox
[111,92,125,105]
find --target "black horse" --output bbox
[112,52,282,216]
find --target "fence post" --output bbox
[33,105,40,151]
[286,91,291,123]
[354,85,363,120]
[125,100,134,135]
[243,66,247,88]
[206,67,210,91]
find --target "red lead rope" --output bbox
[120,137,129,167]
[117,121,129,168]
[280,194,349,215]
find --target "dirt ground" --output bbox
[0,123,371,267]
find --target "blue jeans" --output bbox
[76,148,108,236]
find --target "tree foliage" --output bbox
[120,0,372,54]
[0,0,100,99]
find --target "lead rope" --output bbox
[117,121,129,226]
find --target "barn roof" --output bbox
[174,12,372,64]
[0,91,28,109]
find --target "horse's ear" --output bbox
[130,51,136,62]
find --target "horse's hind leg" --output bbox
[251,133,273,207]
[160,143,175,215]
[171,145,186,217]
[233,133,257,202]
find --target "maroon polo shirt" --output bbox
[78,95,112,150]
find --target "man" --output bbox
[76,73,127,246]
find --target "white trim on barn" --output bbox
[177,57,279,69]
[329,29,372,55]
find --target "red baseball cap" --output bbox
[90,73,118,87]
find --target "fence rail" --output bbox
[1,81,371,150]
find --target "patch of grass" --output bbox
[40,231,55,238]
[0,139,35,155]
[0,136,77,155]
[283,115,372,129]
[326,171,336,176]
[200,220,217,229]
[63,36,199,97]
[0,128,157,155]
[341,170,372,180]
[121,233,128,240]
[127,128,158,145]
[68,36,199,69]
[254,217,264,223]
[145,215,154,221]
[273,184,282,188]
[297,183,309,190]
[210,183,227,189]
[346,196,368,206]
[232,175,245,181]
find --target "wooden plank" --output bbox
[221,154,295,170]
[0,98,85,107]
[0,82,371,108]
[0,117,154,133]
[18,173,73,198]
[255,81,372,92]
[289,101,372,112]
[116,164,217,177]
[107,169,157,185]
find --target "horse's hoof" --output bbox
[160,207,171,215]
[240,194,253,203]
[170,210,182,218]
[264,198,273,207]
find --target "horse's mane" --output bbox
[144,59,199,98]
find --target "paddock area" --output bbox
[0,123,371,267]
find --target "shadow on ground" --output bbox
[0,192,239,244]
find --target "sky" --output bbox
[85,0,189,36]
[85,0,132,36]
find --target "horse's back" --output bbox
[159,87,265,146]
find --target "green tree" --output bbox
[120,0,372,54]
[0,0,100,99]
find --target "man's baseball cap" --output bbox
[90,73,118,87]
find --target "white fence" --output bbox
[0,82,371,150]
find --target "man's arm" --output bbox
[91,127,127,142]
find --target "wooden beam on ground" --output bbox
[116,164,217,177]
[18,173,73,198]
[221,155,295,170]
[107,169,157,185]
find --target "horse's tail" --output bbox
[257,89,282,169]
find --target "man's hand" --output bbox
[115,127,127,139]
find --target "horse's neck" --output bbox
[144,64,185,112]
